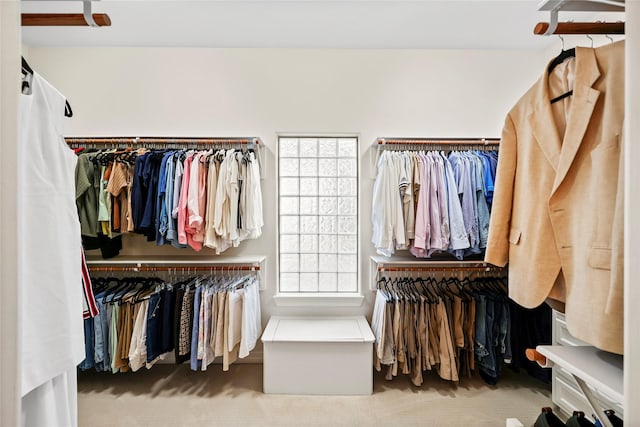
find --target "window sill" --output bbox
[273,293,365,307]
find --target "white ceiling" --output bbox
[21,0,619,49]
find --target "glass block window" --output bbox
[278,137,358,293]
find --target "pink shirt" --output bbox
[178,153,203,250]
[190,151,209,243]
[411,153,430,257]
[177,154,191,245]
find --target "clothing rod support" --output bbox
[83,1,98,27]
[545,7,560,35]
[574,376,615,427]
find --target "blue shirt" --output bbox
[155,152,173,245]
[449,152,477,259]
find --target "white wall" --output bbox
[0,1,20,425]
[27,46,550,355]
[625,1,639,424]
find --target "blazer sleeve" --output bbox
[485,114,517,267]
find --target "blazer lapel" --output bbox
[552,47,601,193]
[529,94,562,172]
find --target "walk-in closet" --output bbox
[0,1,638,426]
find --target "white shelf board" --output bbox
[537,345,623,404]
[538,0,625,12]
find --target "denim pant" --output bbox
[79,318,95,371]
[190,286,203,371]
[474,295,489,359]
[93,298,111,371]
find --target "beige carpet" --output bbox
[78,364,551,427]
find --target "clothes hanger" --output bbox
[437,276,456,299]
[454,276,474,302]
[427,277,441,301]
[548,35,578,105]
[21,56,74,117]
[111,276,140,302]
[132,277,163,302]
[21,56,33,94]
[415,277,437,303]
[547,35,575,75]
[400,277,417,303]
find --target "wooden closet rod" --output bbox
[88,265,259,273]
[534,21,624,35]
[22,13,112,27]
[65,137,261,146]
[377,138,500,146]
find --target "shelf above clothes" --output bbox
[536,0,625,35]
[538,0,625,12]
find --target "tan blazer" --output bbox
[485,41,624,354]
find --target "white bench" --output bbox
[261,316,375,395]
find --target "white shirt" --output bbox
[19,72,84,396]
[239,278,261,358]
[128,300,149,372]
[372,151,408,256]
[204,156,220,250]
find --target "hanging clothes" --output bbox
[19,66,84,427]
[371,274,510,386]
[75,148,263,257]
[485,41,624,355]
[372,149,498,260]
[80,272,261,373]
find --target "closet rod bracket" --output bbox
[545,7,560,35]
[83,1,98,27]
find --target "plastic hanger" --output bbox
[548,36,575,104]
[21,56,73,117]
[548,35,575,74]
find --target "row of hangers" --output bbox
[83,145,257,167]
[376,275,507,305]
[92,276,164,304]
[92,269,256,305]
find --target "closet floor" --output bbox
[78,364,551,426]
